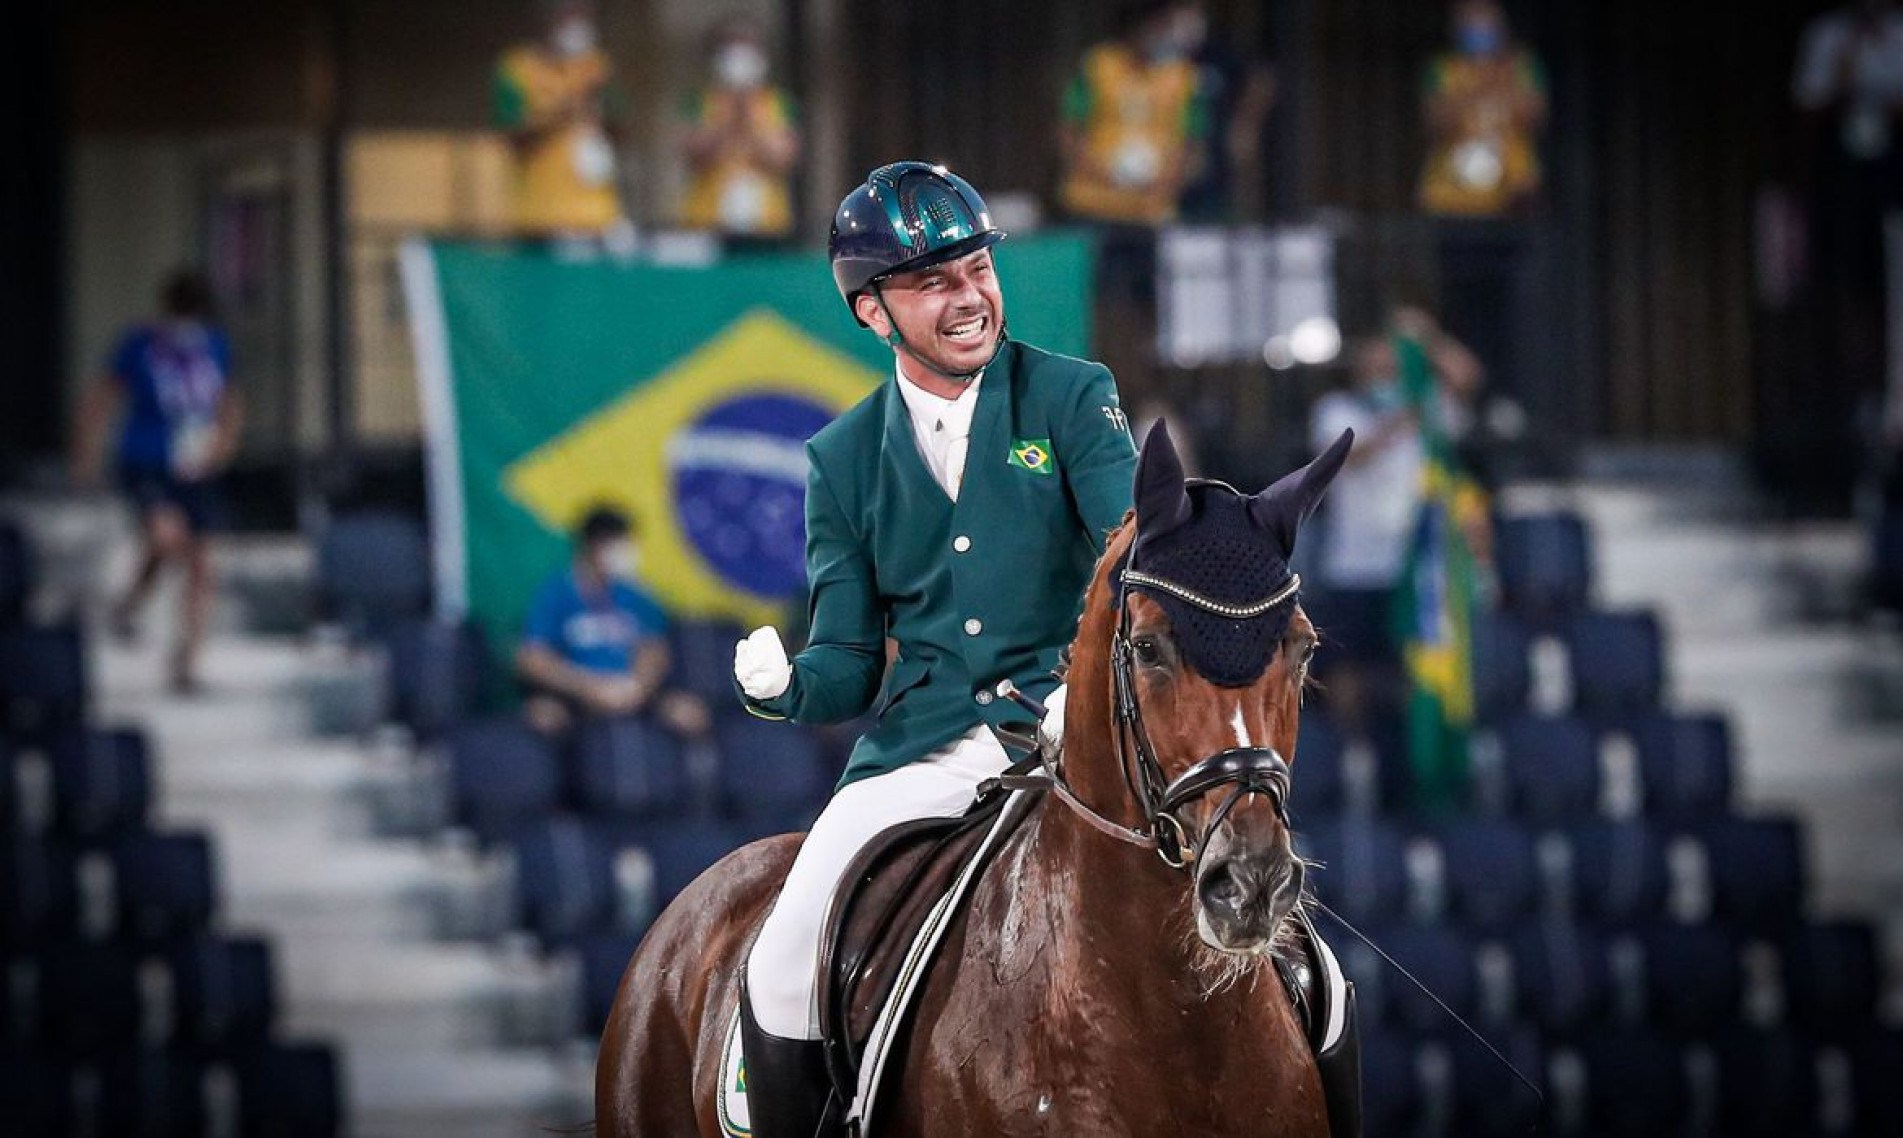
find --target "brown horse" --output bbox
[597,425,1351,1136]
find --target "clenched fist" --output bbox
[734,625,792,701]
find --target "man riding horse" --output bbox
[729,160,1141,1136]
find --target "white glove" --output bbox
[734,625,792,701]
[1037,683,1067,754]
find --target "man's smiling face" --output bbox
[855,247,1005,380]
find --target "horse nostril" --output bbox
[1198,861,1251,919]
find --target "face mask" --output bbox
[1457,21,1503,55]
[715,44,767,88]
[553,19,596,57]
[600,540,640,581]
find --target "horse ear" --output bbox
[1133,419,1193,549]
[1248,428,1355,557]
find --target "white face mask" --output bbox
[600,540,640,581]
[553,19,597,57]
[714,43,768,88]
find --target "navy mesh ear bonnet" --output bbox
[1117,423,1355,688]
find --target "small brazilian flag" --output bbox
[1009,438,1054,475]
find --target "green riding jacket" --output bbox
[745,338,1137,787]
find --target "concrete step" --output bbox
[345,1046,594,1138]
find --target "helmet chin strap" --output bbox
[873,285,1006,383]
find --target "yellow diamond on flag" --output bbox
[504,308,880,626]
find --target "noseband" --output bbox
[1027,564,1300,871]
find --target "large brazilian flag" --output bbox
[400,236,1095,662]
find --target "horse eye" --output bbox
[1131,637,1162,666]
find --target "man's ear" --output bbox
[854,292,890,338]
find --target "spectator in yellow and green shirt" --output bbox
[678,17,801,247]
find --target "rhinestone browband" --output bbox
[1120,570,1302,619]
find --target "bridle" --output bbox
[1027,554,1301,872]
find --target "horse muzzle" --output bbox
[1194,848,1304,954]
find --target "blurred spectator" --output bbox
[491,0,634,258]
[1059,0,1208,227]
[1418,0,1548,218]
[70,269,243,695]
[1792,0,1903,507]
[1059,0,1210,404]
[516,506,708,739]
[677,17,801,249]
[1308,308,1482,721]
[1178,3,1278,223]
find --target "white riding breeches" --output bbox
[745,726,1011,1039]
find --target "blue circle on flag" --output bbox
[670,393,833,600]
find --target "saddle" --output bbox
[816,780,1043,1125]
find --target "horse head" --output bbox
[1062,421,1353,960]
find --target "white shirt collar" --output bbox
[895,360,984,497]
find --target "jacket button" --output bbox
[974,689,995,706]
[963,618,983,636]
[953,535,972,553]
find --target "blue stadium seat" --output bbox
[0,520,31,627]
[1566,818,1670,927]
[1297,817,1411,927]
[1434,818,1540,931]
[1358,1031,1421,1137]
[97,1050,209,1136]
[1496,714,1602,825]
[1374,923,1479,1034]
[1291,712,1347,818]
[1564,610,1664,718]
[48,727,153,839]
[512,814,616,940]
[670,619,748,705]
[1574,1032,1689,1137]
[1449,1026,1545,1137]
[1698,816,1805,935]
[565,930,642,1035]
[0,1055,73,1135]
[1628,712,1733,821]
[570,715,687,818]
[316,509,430,632]
[713,711,829,831]
[1640,924,1742,1037]
[1471,609,1534,724]
[0,622,87,743]
[113,831,216,941]
[445,717,562,841]
[239,1043,343,1138]
[1781,920,1881,1040]
[1852,1029,1903,1135]
[167,935,277,1051]
[37,943,144,1055]
[1713,1029,1820,1136]
[2,837,80,946]
[1509,921,1612,1035]
[1495,511,1593,626]
[606,818,746,907]
[385,617,489,740]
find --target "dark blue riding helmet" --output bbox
[828,161,1005,326]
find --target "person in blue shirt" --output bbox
[516,506,709,737]
[71,269,245,695]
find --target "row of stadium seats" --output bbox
[1299,813,1805,933]
[0,1046,340,1138]
[1333,916,1883,1040]
[1294,707,1734,822]
[2,519,345,1133]
[3,935,277,1055]
[1360,1022,1903,1137]
[440,711,834,844]
[1472,606,1667,723]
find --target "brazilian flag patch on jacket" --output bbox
[1009,438,1055,475]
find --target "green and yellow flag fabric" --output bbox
[1389,332,1487,811]
[400,236,1096,669]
